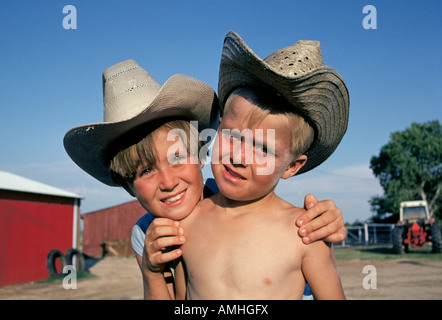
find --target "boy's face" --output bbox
[211,95,306,202]
[129,128,204,220]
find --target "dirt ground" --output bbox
[0,256,441,300]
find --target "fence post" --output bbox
[364,223,369,248]
[390,224,394,243]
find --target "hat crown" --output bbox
[264,40,324,78]
[102,59,161,122]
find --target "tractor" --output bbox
[392,200,442,254]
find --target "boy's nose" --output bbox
[231,141,248,167]
[159,168,179,191]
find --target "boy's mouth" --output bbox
[223,165,246,181]
[161,190,186,205]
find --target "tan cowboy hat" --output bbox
[218,31,349,175]
[64,59,219,186]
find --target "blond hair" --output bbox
[224,87,314,158]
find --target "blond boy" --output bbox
[178,31,348,299]
[180,87,345,299]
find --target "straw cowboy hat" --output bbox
[64,59,219,186]
[218,31,349,174]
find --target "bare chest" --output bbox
[181,211,305,299]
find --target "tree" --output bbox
[370,120,442,219]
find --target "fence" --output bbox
[337,223,395,247]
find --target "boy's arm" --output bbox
[137,218,185,300]
[301,241,345,300]
[298,194,347,244]
[135,253,175,299]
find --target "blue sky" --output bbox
[1,0,441,223]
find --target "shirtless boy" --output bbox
[181,87,345,299]
[179,31,349,299]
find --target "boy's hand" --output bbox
[297,194,347,244]
[142,218,185,273]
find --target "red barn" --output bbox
[0,171,82,286]
[82,200,146,257]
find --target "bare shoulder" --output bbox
[180,194,217,226]
[275,196,306,223]
[194,196,214,211]
[195,194,222,214]
[267,196,306,245]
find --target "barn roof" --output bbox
[0,171,82,199]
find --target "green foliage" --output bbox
[370,120,442,219]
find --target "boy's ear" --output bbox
[282,155,307,179]
[218,116,223,125]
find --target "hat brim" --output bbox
[64,74,219,186]
[218,31,349,174]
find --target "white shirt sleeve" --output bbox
[131,223,146,257]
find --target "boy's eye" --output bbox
[138,167,153,177]
[254,142,275,157]
[255,143,268,154]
